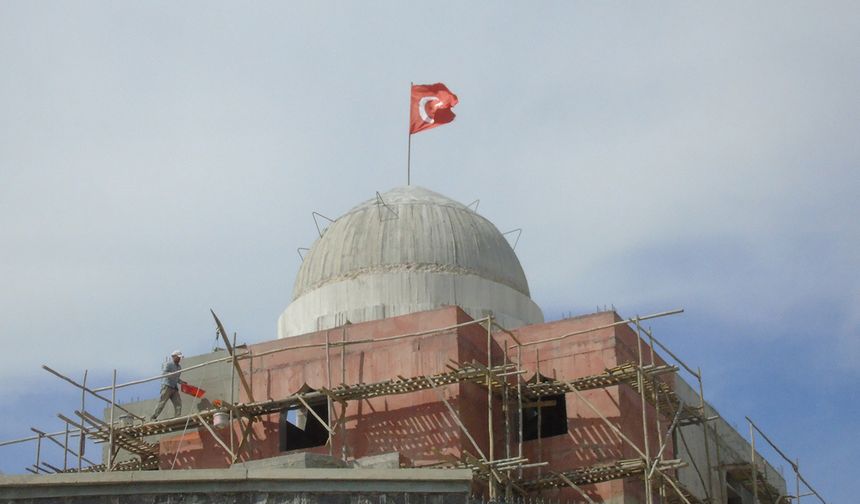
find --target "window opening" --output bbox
[279,385,330,451]
[522,373,568,441]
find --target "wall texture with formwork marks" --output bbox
[0,467,473,504]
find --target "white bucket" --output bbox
[213,412,229,429]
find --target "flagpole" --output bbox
[407,81,412,186]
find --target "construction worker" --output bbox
[151,350,185,420]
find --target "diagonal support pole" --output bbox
[296,395,334,435]
[194,413,236,460]
[211,310,255,403]
[555,472,598,504]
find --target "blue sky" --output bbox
[0,1,857,501]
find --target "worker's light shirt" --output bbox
[161,361,182,389]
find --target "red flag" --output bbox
[410,83,458,134]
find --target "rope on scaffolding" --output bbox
[169,415,194,470]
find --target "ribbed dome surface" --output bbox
[292,186,531,300]
[278,186,543,338]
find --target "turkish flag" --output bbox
[410,83,458,134]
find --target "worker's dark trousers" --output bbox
[152,385,182,419]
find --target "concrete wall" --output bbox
[674,377,787,503]
[159,307,498,472]
[279,271,544,337]
[112,307,787,504]
[0,467,473,504]
[109,349,237,421]
[103,349,237,464]
[507,311,675,504]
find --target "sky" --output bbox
[0,1,857,500]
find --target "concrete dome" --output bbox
[278,186,544,337]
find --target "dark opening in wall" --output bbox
[725,476,744,504]
[279,386,329,451]
[522,374,568,441]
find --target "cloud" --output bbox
[0,2,857,498]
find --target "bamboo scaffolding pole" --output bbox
[517,344,524,480]
[520,309,683,348]
[326,330,333,456]
[11,307,712,497]
[240,317,492,365]
[750,420,758,504]
[296,395,334,435]
[487,318,496,500]
[63,423,69,471]
[31,427,93,467]
[647,407,684,480]
[42,366,143,422]
[225,346,257,465]
[230,332,237,455]
[107,369,116,472]
[634,319,653,504]
[341,326,347,462]
[425,373,501,486]
[555,472,597,504]
[92,352,246,392]
[40,461,62,473]
[570,385,647,459]
[102,311,476,395]
[212,310,254,402]
[656,471,694,504]
[194,413,235,460]
[503,338,513,501]
[33,431,42,475]
[796,458,801,504]
[491,321,523,346]
[697,367,714,502]
[647,329,667,501]
[335,316,489,348]
[675,417,710,499]
[636,318,711,501]
[745,416,826,504]
[0,428,81,448]
[536,348,542,485]
[78,370,87,471]
[56,415,100,467]
[713,416,724,502]
[636,324,699,379]
[83,316,481,396]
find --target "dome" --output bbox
[278,186,544,337]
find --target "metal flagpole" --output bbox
[407,81,413,186]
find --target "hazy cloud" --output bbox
[0,2,857,497]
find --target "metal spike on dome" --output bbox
[502,228,522,250]
[375,191,399,222]
[312,212,335,238]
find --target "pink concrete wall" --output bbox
[158,307,676,504]
[160,307,495,469]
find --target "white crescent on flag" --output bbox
[409,83,457,135]
[418,96,441,124]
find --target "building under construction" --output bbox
[0,187,823,504]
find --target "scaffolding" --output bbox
[0,308,813,504]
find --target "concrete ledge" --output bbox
[0,468,473,500]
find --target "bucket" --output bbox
[181,383,206,398]
[213,411,229,429]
